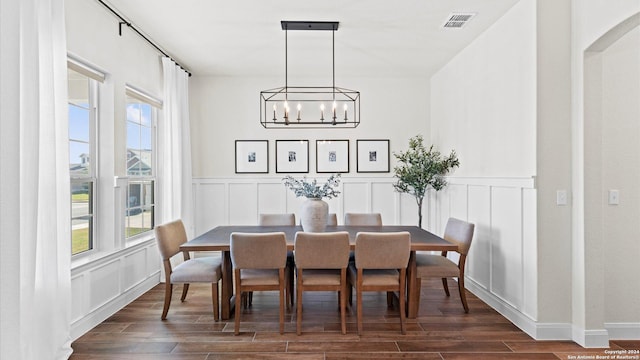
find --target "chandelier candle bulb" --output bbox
[320,103,325,121]
[273,104,277,121]
[297,103,301,120]
[343,104,348,120]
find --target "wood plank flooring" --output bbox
[70,278,638,359]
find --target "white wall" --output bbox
[430,0,536,177]
[66,0,163,340]
[189,76,429,178]
[584,23,640,341]
[573,0,640,346]
[429,0,541,338]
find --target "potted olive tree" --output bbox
[393,135,459,228]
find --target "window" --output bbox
[125,87,158,239]
[68,68,97,255]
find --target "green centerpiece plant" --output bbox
[393,135,459,228]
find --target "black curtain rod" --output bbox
[96,0,192,77]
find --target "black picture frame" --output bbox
[276,140,309,173]
[235,140,269,174]
[356,139,390,173]
[316,139,349,173]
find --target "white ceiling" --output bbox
[104,0,520,78]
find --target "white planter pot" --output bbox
[300,198,328,232]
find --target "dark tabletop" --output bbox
[180,225,457,252]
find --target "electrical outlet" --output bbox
[608,190,620,205]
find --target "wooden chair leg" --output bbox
[161,283,173,320]
[340,274,347,335]
[279,269,285,334]
[442,277,450,296]
[399,269,407,335]
[458,275,469,313]
[386,291,394,307]
[212,282,219,321]
[356,270,363,335]
[181,283,190,302]
[234,270,242,335]
[296,269,303,335]
[288,265,295,309]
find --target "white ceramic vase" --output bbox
[300,197,328,232]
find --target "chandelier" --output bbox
[260,21,360,129]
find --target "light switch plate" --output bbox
[556,190,567,206]
[608,190,619,205]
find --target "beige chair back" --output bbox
[344,212,382,226]
[259,213,296,226]
[327,213,338,226]
[155,219,188,261]
[230,232,287,269]
[354,232,410,269]
[294,231,350,269]
[443,218,475,255]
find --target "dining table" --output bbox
[179,225,457,320]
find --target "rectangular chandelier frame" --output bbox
[260,86,360,128]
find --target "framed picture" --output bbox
[357,139,390,173]
[316,140,349,173]
[235,140,269,174]
[276,140,309,173]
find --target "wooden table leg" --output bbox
[406,251,420,318]
[220,251,234,320]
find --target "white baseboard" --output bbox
[465,278,573,340]
[605,323,640,340]
[70,273,159,341]
[572,326,610,348]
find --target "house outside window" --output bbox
[68,67,98,255]
[125,87,159,239]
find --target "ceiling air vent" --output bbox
[443,13,476,28]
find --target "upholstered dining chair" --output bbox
[327,213,338,226]
[348,231,411,335]
[259,213,296,226]
[344,212,382,226]
[415,218,475,313]
[294,231,350,335]
[154,219,222,321]
[230,232,288,335]
[258,213,295,308]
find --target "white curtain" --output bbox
[0,0,72,358]
[159,58,194,236]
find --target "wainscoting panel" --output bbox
[71,274,86,323]
[371,181,396,224]
[193,182,226,235]
[490,186,524,309]
[467,185,492,288]
[88,259,121,311]
[228,183,258,225]
[123,247,150,292]
[432,177,538,333]
[342,181,370,214]
[70,239,161,341]
[258,182,288,215]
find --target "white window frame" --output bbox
[68,62,101,258]
[124,85,160,242]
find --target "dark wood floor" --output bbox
[71,278,637,359]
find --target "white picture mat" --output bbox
[357,140,389,172]
[235,140,268,173]
[316,140,349,173]
[276,140,309,173]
